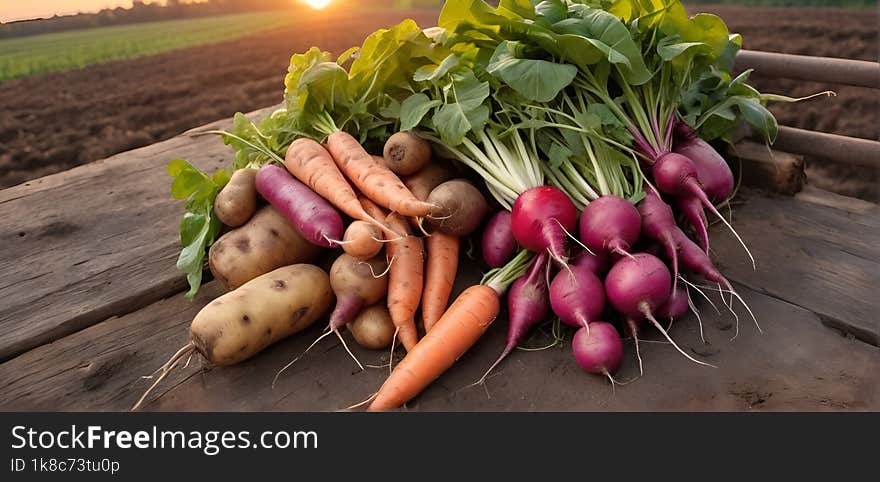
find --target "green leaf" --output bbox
[657,35,707,61]
[400,93,442,131]
[487,41,577,102]
[548,142,573,169]
[733,96,778,143]
[432,71,490,145]
[559,7,652,85]
[535,0,567,25]
[414,53,461,82]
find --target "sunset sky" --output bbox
[1,1,167,23]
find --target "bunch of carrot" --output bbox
[275,128,511,410]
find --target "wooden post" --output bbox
[728,141,805,196]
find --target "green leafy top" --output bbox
[167,159,230,299]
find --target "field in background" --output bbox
[0,11,296,81]
[0,4,876,199]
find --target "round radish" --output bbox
[572,250,610,278]
[605,253,671,320]
[571,322,623,380]
[482,211,516,268]
[511,186,577,267]
[579,195,641,258]
[637,186,680,287]
[673,121,734,203]
[656,285,689,321]
[549,261,605,329]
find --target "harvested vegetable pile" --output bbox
[144,0,806,411]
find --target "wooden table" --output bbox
[1,110,878,411]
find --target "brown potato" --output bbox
[347,304,396,350]
[214,168,258,227]
[191,264,333,366]
[209,205,321,290]
[424,179,489,236]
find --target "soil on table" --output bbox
[0,5,877,199]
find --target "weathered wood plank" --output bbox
[728,142,805,195]
[1,259,876,412]
[0,107,275,361]
[712,188,880,346]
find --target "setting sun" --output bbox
[298,0,333,9]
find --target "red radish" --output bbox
[255,164,344,248]
[571,250,610,278]
[671,122,733,253]
[475,253,550,384]
[550,260,605,329]
[510,186,577,268]
[605,253,715,368]
[673,122,734,202]
[482,211,517,268]
[578,195,641,258]
[571,322,623,384]
[652,152,754,268]
[672,228,761,338]
[673,196,710,252]
[637,186,679,289]
[656,284,689,322]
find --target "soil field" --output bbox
[0,5,877,198]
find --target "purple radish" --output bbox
[673,196,710,252]
[637,186,679,289]
[256,164,344,248]
[571,322,623,384]
[579,195,641,258]
[656,285,689,322]
[572,250,611,278]
[605,253,715,368]
[510,186,578,268]
[549,261,605,329]
[672,122,733,253]
[673,122,734,202]
[482,211,517,268]
[475,253,550,384]
[672,228,761,338]
[651,152,754,268]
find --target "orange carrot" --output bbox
[368,284,500,411]
[384,212,423,352]
[285,138,398,237]
[326,131,435,217]
[421,233,460,332]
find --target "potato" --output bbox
[209,205,321,290]
[214,168,258,227]
[424,179,489,236]
[347,304,395,350]
[191,264,333,366]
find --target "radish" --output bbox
[672,121,734,251]
[510,186,577,268]
[672,228,761,339]
[605,253,714,368]
[474,252,550,384]
[549,260,605,330]
[578,195,641,259]
[571,250,610,278]
[673,122,734,202]
[651,152,754,268]
[656,284,690,322]
[255,164,344,248]
[571,322,623,385]
[482,211,517,268]
[637,185,679,289]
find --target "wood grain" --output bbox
[1,263,877,412]
[711,188,880,346]
[0,107,275,361]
